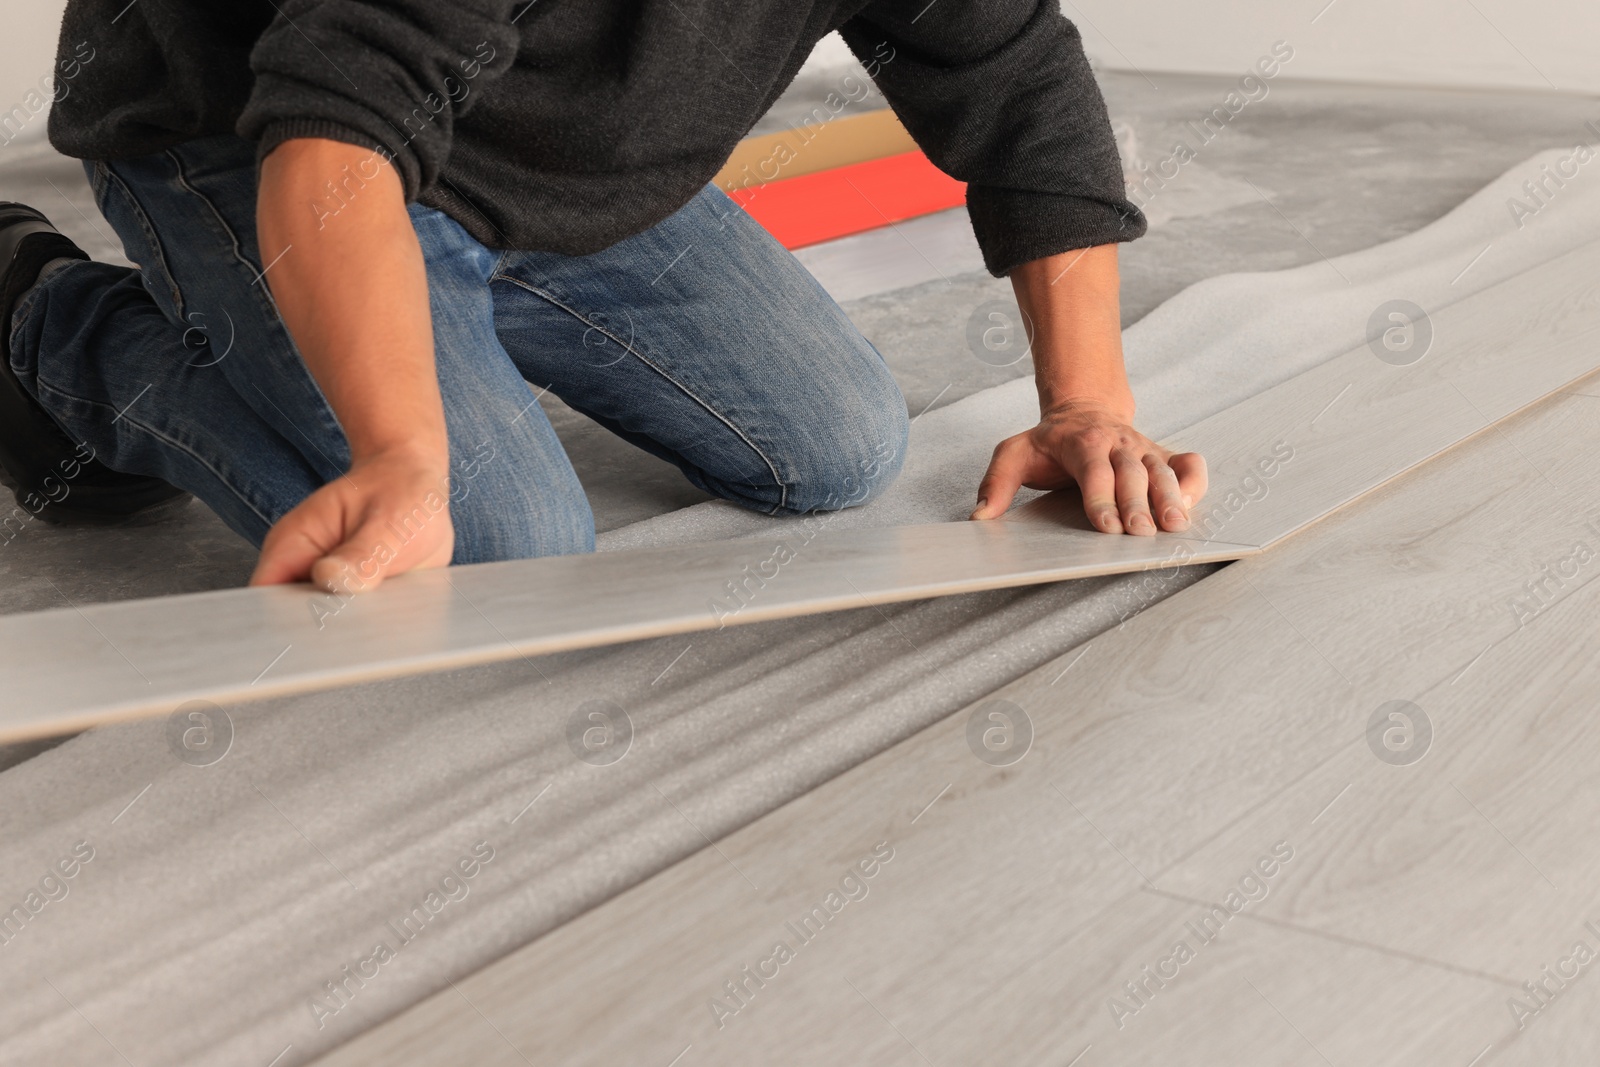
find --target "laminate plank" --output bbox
[0,520,1254,744]
[1492,941,1600,1066]
[307,386,1600,1067]
[315,872,1509,1067]
[1150,561,1600,1060]
[1160,572,1600,967]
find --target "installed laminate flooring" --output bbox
[310,380,1600,1066]
[4,212,1599,744]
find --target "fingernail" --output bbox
[970,498,987,520]
[1100,511,1120,530]
[1130,514,1154,532]
[1182,494,1194,508]
[1163,507,1188,528]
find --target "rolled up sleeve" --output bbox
[237,0,521,199]
[839,0,1145,277]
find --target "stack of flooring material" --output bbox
[0,148,1595,1067]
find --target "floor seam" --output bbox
[1139,885,1524,989]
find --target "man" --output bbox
[1,0,1206,593]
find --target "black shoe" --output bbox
[0,202,188,525]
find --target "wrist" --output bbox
[1031,351,1134,424]
[350,434,451,477]
[1039,387,1135,424]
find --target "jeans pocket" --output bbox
[86,158,188,324]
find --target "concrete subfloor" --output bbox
[0,72,1593,617]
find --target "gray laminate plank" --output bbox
[313,872,1509,1067]
[307,385,1600,1067]
[0,521,1253,743]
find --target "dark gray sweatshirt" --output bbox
[46,0,1143,276]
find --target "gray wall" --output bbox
[0,0,66,146]
[1067,0,1597,94]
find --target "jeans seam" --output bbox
[31,379,275,530]
[490,271,788,513]
[95,162,187,319]
[8,278,45,359]
[164,146,348,451]
[164,148,287,335]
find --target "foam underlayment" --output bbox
[0,149,1594,1067]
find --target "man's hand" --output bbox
[973,397,1207,534]
[249,137,452,591]
[971,244,1208,534]
[249,447,454,590]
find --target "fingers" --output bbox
[1144,454,1189,532]
[1169,452,1209,511]
[1074,450,1121,533]
[1076,439,1203,537]
[249,531,324,586]
[308,503,453,595]
[1110,448,1156,535]
[987,405,1210,537]
[308,514,400,595]
[249,505,336,587]
[972,436,1030,520]
[248,470,454,591]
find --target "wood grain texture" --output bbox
[315,869,1510,1067]
[308,386,1600,1067]
[1149,390,1600,990]
[0,520,1253,743]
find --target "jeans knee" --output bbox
[448,467,595,564]
[782,388,909,515]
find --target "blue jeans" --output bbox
[7,135,908,562]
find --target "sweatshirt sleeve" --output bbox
[236,0,522,199]
[838,0,1145,277]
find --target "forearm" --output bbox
[256,138,448,475]
[1009,244,1133,418]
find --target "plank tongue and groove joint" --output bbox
[2,220,1599,744]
